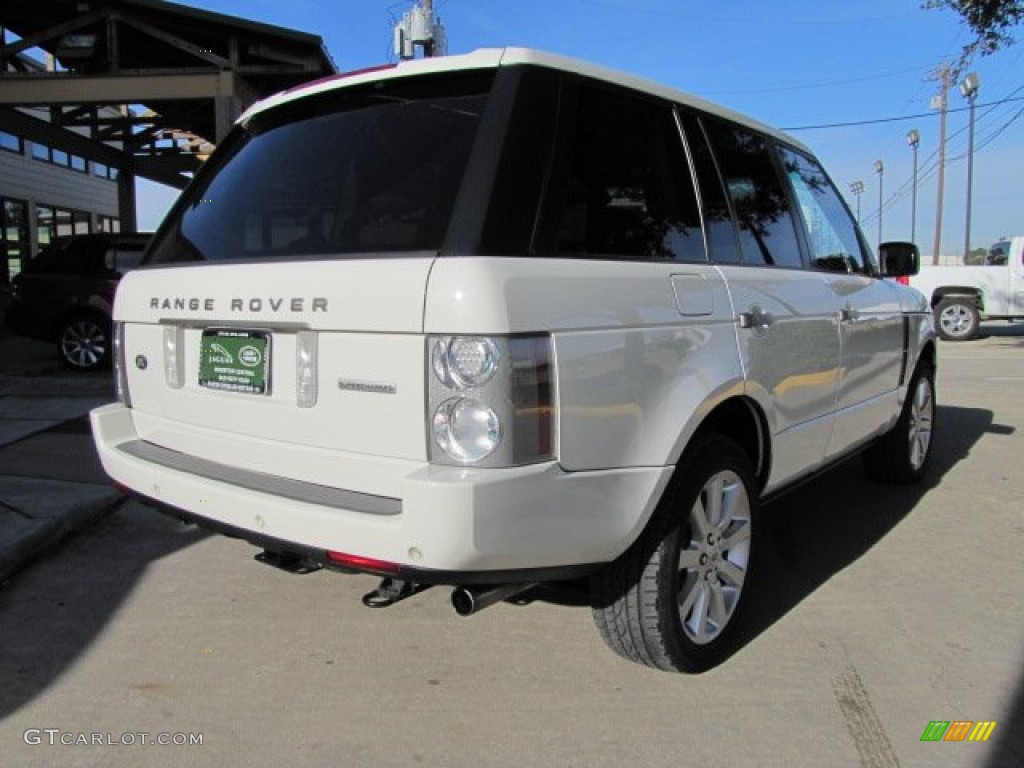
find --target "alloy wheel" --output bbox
[677,470,752,645]
[61,319,108,370]
[907,374,934,471]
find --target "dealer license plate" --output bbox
[198,329,271,395]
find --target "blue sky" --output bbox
[138,0,1024,257]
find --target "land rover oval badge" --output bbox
[135,355,148,370]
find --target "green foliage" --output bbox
[926,0,1023,72]
[966,247,988,265]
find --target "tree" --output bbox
[927,0,1023,72]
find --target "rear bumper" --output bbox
[91,403,671,580]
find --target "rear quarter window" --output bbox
[534,81,706,262]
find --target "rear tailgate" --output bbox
[115,259,432,480]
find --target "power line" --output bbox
[858,101,1024,230]
[783,95,1024,131]
[854,84,1024,229]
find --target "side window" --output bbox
[538,84,705,262]
[702,118,803,268]
[780,147,870,274]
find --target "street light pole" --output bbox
[907,129,920,244]
[874,160,884,249]
[849,181,864,224]
[960,72,980,263]
[931,66,950,264]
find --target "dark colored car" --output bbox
[5,232,152,371]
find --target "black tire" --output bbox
[862,361,936,484]
[934,297,979,341]
[57,313,111,372]
[590,433,758,673]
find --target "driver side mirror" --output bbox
[879,241,920,278]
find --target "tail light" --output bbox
[427,334,554,467]
[113,322,131,407]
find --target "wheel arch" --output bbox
[691,395,771,491]
[916,338,938,372]
[611,393,770,565]
[930,287,982,310]
[47,307,112,342]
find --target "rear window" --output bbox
[146,73,493,264]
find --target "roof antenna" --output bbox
[393,0,447,60]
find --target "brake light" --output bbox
[279,63,397,96]
[896,276,910,285]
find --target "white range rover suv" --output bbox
[91,48,936,673]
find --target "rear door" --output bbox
[780,146,905,455]
[698,118,841,488]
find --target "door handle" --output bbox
[738,306,774,331]
[839,306,860,323]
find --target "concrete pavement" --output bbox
[1,325,1022,768]
[0,327,125,583]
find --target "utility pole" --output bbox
[930,66,950,265]
[960,72,980,263]
[874,160,884,250]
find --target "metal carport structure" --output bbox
[0,0,336,232]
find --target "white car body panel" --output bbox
[822,273,906,456]
[424,258,741,471]
[725,267,840,488]
[93,402,672,571]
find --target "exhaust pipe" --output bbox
[451,583,537,616]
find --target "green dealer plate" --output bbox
[199,329,271,395]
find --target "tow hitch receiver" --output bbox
[361,578,430,608]
[254,549,322,574]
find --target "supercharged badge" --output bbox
[338,379,397,395]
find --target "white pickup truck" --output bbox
[906,236,1024,340]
